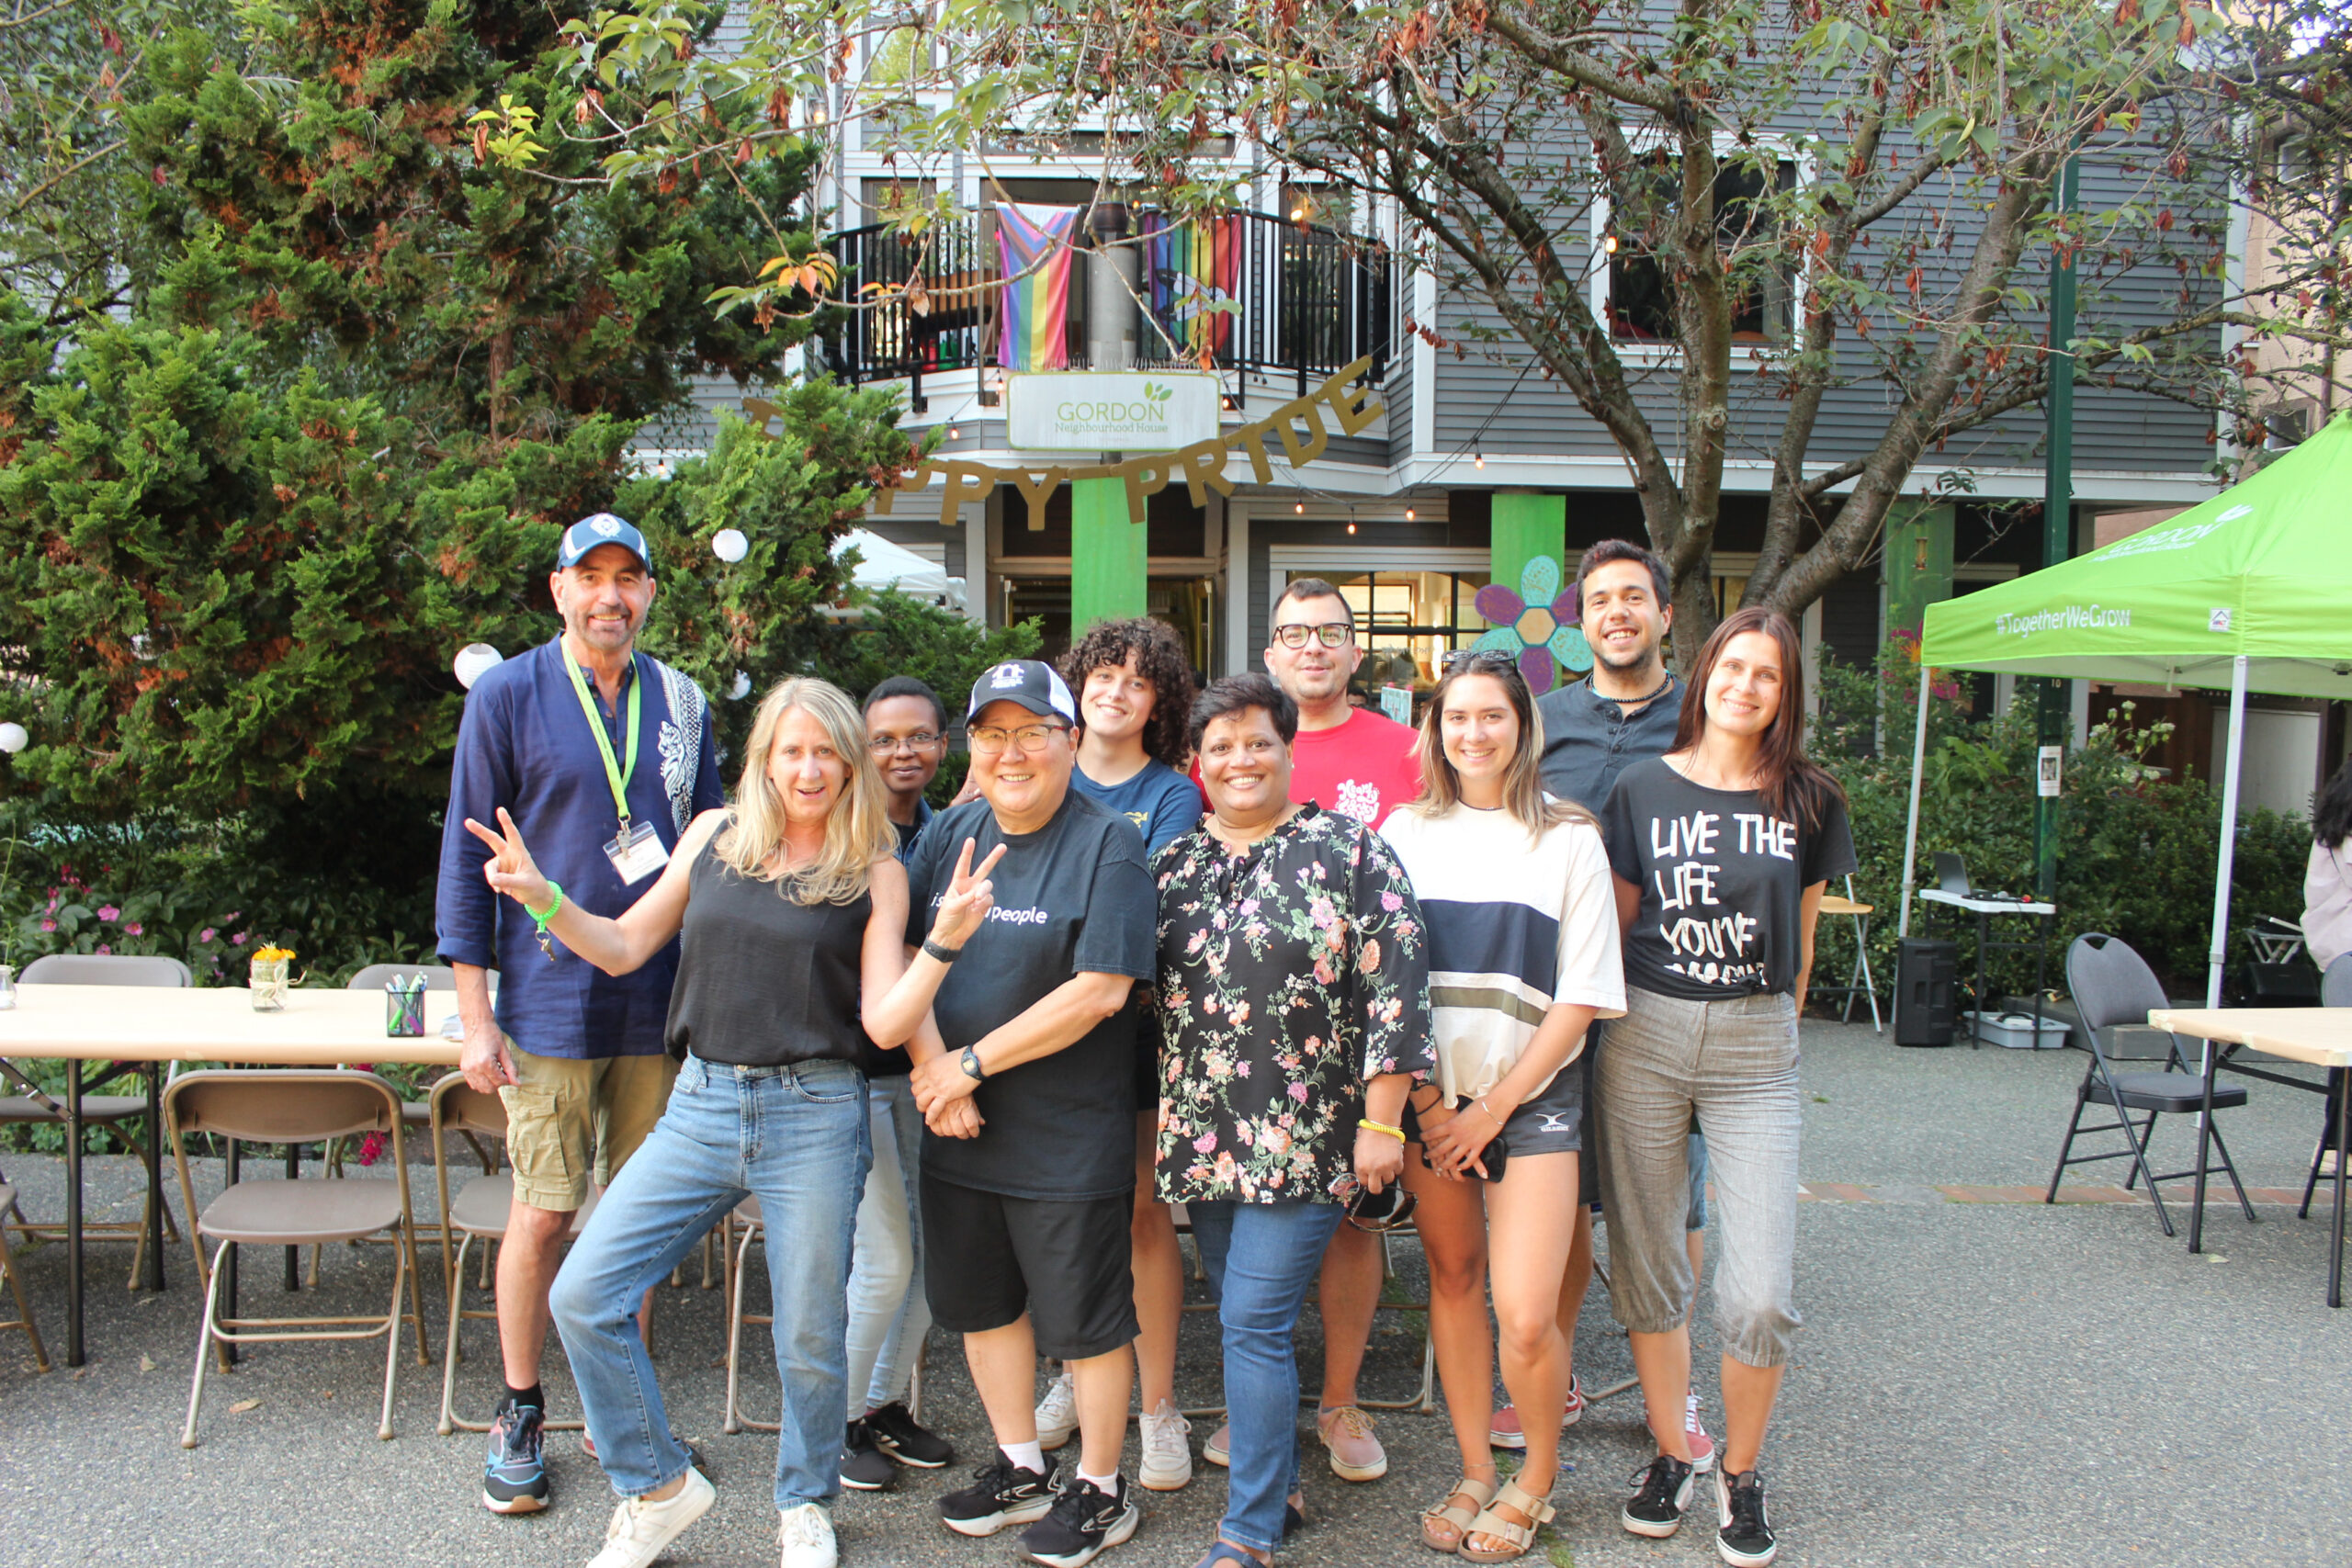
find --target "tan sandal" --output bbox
[1420,1474,1498,1552]
[1458,1478,1556,1563]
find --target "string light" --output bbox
[1295,500,1306,514]
[1603,233,1619,254]
[1474,450,1486,470]
[1405,505,1417,521]
[947,425,961,440]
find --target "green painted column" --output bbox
[1491,492,1566,592]
[1069,475,1147,632]
[1883,502,1954,637]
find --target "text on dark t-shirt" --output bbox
[1600,758,1857,999]
[903,790,1157,1200]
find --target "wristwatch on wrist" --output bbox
[959,1045,988,1084]
[922,937,962,964]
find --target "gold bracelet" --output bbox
[1358,1118,1407,1143]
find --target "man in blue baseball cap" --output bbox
[435,512,723,1517]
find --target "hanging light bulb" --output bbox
[947,424,961,440]
[0,722,27,754]
[1405,505,1417,522]
[712,527,750,563]
[1347,521,1357,535]
[1474,450,1486,469]
[1603,233,1620,254]
[1295,500,1306,514]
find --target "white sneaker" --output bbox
[778,1503,838,1568]
[1035,1369,1079,1450]
[1136,1400,1193,1491]
[586,1467,715,1568]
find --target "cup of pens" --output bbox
[384,973,427,1038]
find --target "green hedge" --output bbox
[1814,641,2312,1006]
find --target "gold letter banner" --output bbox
[867,358,1384,528]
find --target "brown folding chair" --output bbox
[1,953,190,1286]
[428,1072,601,1435]
[0,1182,50,1371]
[165,1070,427,1447]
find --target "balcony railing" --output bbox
[814,207,1394,414]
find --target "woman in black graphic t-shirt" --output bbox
[1594,607,1854,1568]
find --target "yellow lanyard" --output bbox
[563,652,641,833]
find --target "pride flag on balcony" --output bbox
[1142,212,1238,364]
[995,203,1078,372]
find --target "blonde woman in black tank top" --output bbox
[464,678,1005,1568]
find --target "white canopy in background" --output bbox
[831,528,966,611]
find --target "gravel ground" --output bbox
[0,1017,2346,1568]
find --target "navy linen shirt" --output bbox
[435,637,724,1059]
[1534,674,1685,814]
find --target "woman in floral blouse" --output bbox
[1152,674,1432,1568]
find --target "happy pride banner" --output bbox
[864,357,1385,528]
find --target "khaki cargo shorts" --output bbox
[499,1043,679,1212]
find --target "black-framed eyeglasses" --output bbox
[1273,622,1353,649]
[868,731,944,752]
[1328,1172,1418,1233]
[967,722,1071,755]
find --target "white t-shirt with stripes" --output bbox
[1381,799,1627,1108]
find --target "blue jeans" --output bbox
[1189,1200,1344,1554]
[844,1073,932,1411]
[551,1055,870,1509]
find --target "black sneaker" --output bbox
[842,1419,898,1491]
[939,1450,1060,1537]
[1018,1474,1139,1568]
[866,1399,956,1468]
[1715,1469,1777,1566]
[1621,1452,1696,1539]
[481,1397,548,1515]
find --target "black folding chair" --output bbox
[2300,953,2352,1220]
[2046,933,2256,1236]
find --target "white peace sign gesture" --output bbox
[929,837,1009,951]
[462,807,557,914]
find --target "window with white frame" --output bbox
[1596,149,1801,346]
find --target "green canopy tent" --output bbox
[1900,412,2352,1009]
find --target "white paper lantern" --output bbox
[712,528,750,564]
[729,670,752,701]
[453,643,505,690]
[0,722,27,754]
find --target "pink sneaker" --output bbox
[1488,1404,1525,1450]
[1684,1392,1715,1473]
[1564,1373,1586,1428]
[1316,1404,1387,1481]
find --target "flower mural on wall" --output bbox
[1470,556,1591,693]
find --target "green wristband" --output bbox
[530,881,564,930]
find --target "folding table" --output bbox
[2149,1007,2352,1306]
[0,985,458,1364]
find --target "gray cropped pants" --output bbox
[1595,986,1803,1369]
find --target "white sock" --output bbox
[1003,1440,1046,1476]
[1077,1466,1120,1493]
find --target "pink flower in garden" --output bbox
[124,923,142,936]
[356,1131,387,1168]
[199,929,216,942]
[39,919,55,932]
[96,905,119,921]
[95,943,111,954]
[232,933,247,945]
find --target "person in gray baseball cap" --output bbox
[898,660,1158,1565]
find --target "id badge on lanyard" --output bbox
[605,818,669,885]
[567,654,669,886]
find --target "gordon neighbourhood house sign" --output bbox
[1005,371,1221,451]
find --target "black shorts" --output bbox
[1403,1051,1588,1156]
[921,1174,1140,1359]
